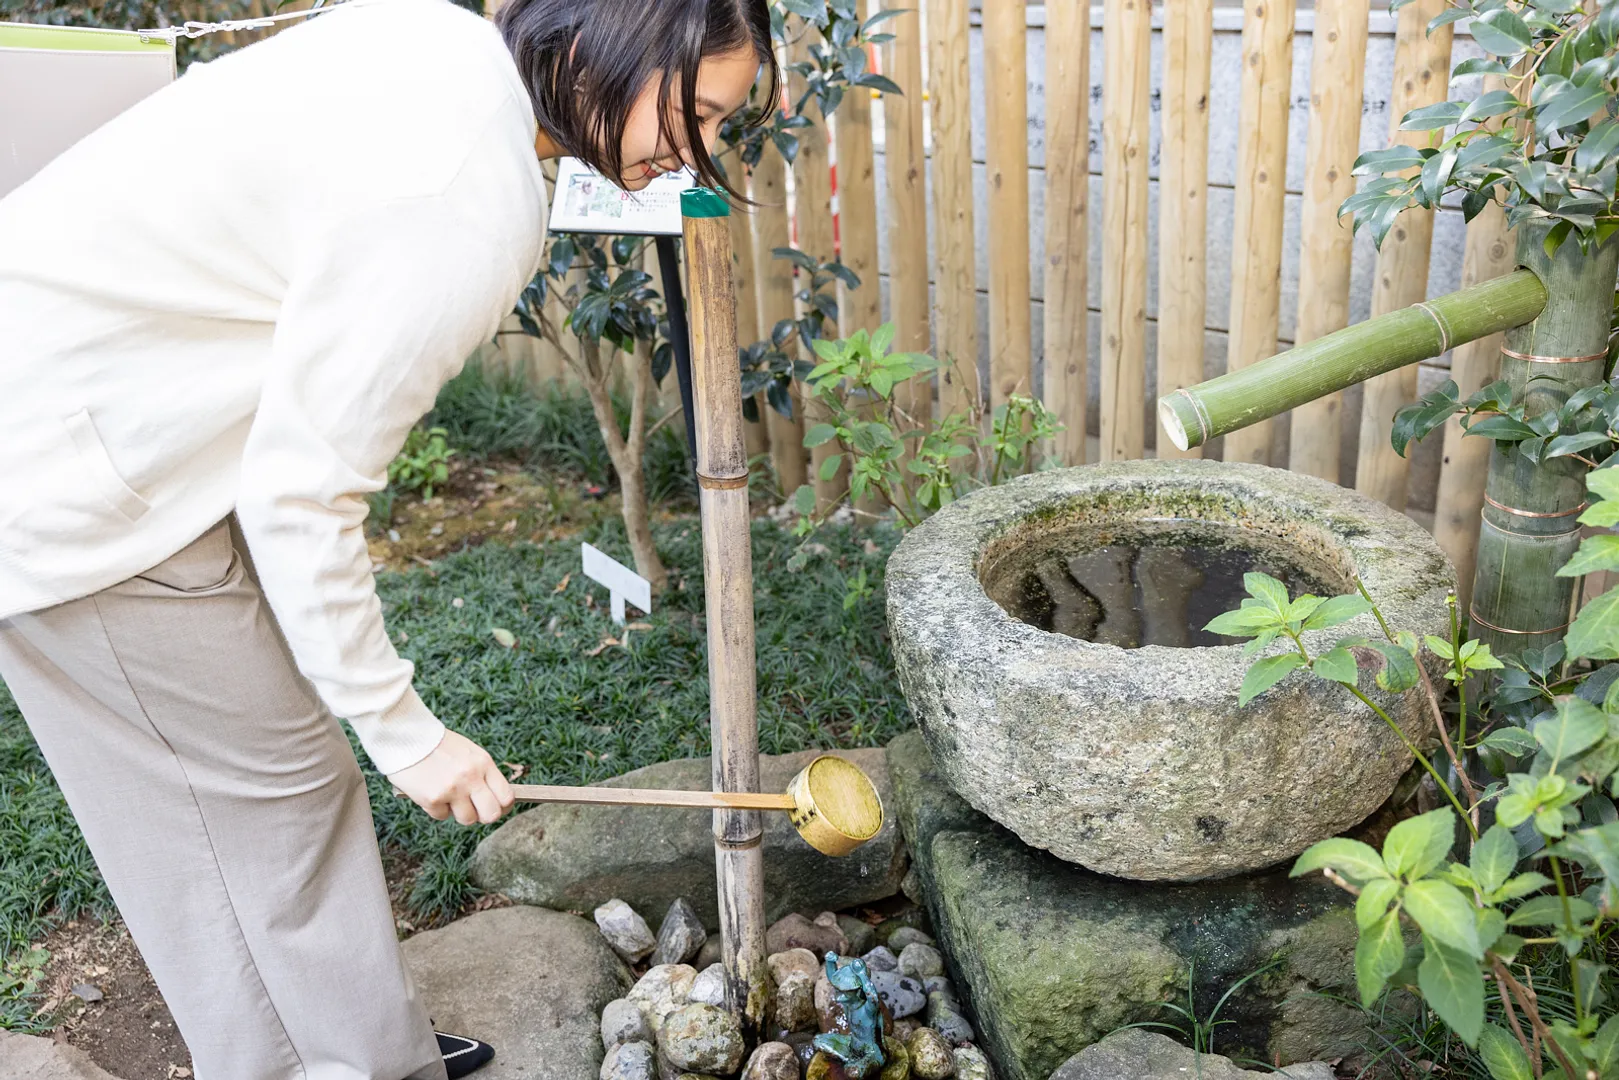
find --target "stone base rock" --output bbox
[1050,1029,1336,1080]
[0,1031,125,1080]
[401,906,632,1080]
[471,749,907,926]
[889,731,1376,1080]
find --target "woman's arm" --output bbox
[236,182,541,779]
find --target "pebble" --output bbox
[836,914,878,957]
[659,1003,746,1074]
[881,1035,913,1080]
[768,948,821,984]
[922,977,955,1001]
[785,1031,819,1069]
[806,1052,854,1080]
[600,1040,657,1080]
[653,898,708,967]
[628,964,697,1036]
[870,970,926,1019]
[687,964,726,1008]
[774,968,818,1033]
[952,1046,994,1080]
[887,927,936,952]
[595,899,656,963]
[906,1028,955,1080]
[860,946,899,973]
[899,943,945,981]
[70,983,103,1004]
[927,992,974,1044]
[890,1017,922,1041]
[741,1042,801,1080]
[602,997,654,1048]
[694,936,723,971]
[766,912,848,957]
[901,865,924,905]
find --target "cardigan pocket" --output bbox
[63,409,150,523]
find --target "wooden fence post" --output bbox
[1355,0,1454,508]
[1156,0,1213,462]
[885,0,931,466]
[731,180,771,465]
[984,0,1032,411]
[1043,0,1092,465]
[750,149,808,493]
[788,22,846,512]
[927,0,979,436]
[1288,0,1369,483]
[1222,0,1296,467]
[1100,0,1151,461]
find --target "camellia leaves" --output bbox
[1204,607,1281,638]
[1482,726,1540,757]
[1567,589,1619,660]
[1418,937,1485,1046]
[1239,654,1307,706]
[1404,879,1485,958]
[1357,912,1408,1007]
[1244,572,1291,614]
[1471,6,1535,57]
[1292,837,1391,884]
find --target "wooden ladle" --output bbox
[508,754,884,857]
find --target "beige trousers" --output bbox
[0,519,447,1080]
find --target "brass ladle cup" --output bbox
[506,754,884,857]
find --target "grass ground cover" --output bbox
[0,512,906,1028]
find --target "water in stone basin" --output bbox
[983,519,1340,649]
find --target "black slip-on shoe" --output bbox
[435,1030,494,1079]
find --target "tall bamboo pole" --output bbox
[680,188,769,1035]
[789,22,846,512]
[1044,0,1091,465]
[1471,222,1619,659]
[927,0,979,434]
[885,2,932,471]
[1288,0,1368,482]
[1156,0,1213,462]
[1101,0,1151,461]
[1222,0,1296,467]
[1159,270,1548,451]
[1355,0,1454,507]
[750,149,808,494]
[984,0,1032,410]
[1434,202,1514,612]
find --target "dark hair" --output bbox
[497,0,777,198]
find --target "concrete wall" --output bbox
[860,4,1486,509]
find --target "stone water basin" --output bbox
[884,459,1454,881]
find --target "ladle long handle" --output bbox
[508,783,797,811]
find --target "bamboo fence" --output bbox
[470,3,1618,607]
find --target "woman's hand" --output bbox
[388,729,515,825]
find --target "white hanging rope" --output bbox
[136,0,375,46]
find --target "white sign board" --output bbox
[581,542,652,626]
[548,156,695,237]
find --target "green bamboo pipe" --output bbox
[1158,270,1549,452]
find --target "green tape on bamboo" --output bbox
[681,188,730,219]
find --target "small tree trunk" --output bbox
[576,334,669,593]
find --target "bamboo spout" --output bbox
[1158,269,1548,451]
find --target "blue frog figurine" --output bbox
[812,952,887,1079]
